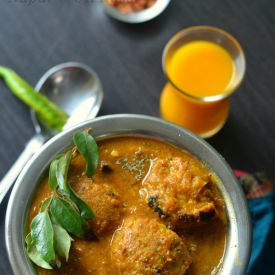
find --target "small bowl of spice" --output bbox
[103,0,171,23]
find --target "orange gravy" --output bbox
[28,136,226,275]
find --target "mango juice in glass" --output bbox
[160,26,246,138]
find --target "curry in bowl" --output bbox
[26,131,226,275]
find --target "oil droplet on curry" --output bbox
[28,136,227,275]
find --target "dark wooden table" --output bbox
[0,0,274,273]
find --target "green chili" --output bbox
[0,66,68,132]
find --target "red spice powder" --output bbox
[107,0,157,13]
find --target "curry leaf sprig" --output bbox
[0,66,68,132]
[25,130,99,269]
[73,130,99,177]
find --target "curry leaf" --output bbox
[25,232,53,270]
[26,131,98,270]
[66,185,94,220]
[55,166,68,193]
[40,198,51,212]
[53,257,62,269]
[48,160,59,191]
[73,131,99,177]
[59,185,94,220]
[58,151,73,180]
[25,232,33,253]
[53,224,73,262]
[51,152,71,191]
[25,232,53,269]
[49,195,88,237]
[30,212,55,264]
[60,191,80,214]
[49,151,72,192]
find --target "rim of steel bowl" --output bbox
[5,114,251,275]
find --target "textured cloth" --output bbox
[234,170,274,275]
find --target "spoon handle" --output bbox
[0,133,47,204]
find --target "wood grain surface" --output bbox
[0,0,274,273]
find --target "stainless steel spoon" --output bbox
[0,62,103,203]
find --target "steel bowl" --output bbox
[102,0,171,23]
[5,114,251,274]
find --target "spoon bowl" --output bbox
[0,62,103,203]
[32,62,103,136]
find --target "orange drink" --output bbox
[161,84,230,137]
[160,26,246,138]
[167,41,234,97]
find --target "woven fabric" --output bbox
[234,170,274,275]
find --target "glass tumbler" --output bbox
[160,26,246,138]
